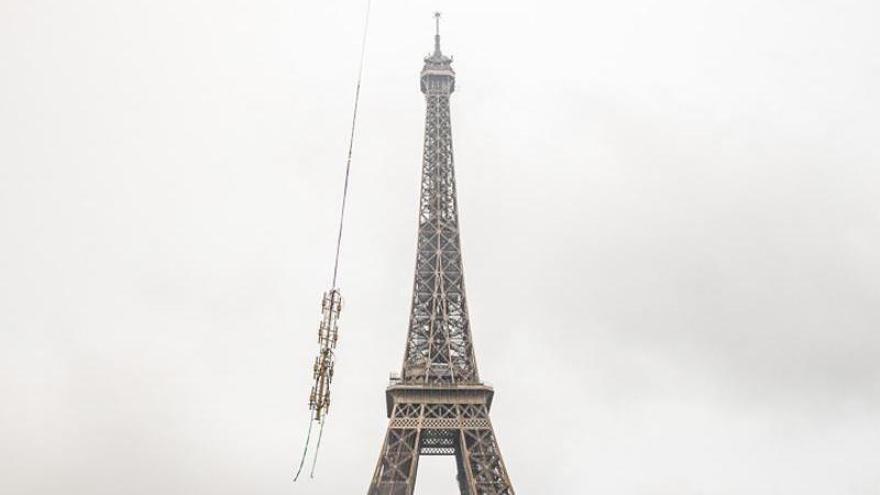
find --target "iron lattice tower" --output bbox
[368,15,515,495]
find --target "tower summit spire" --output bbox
[434,12,442,56]
[421,13,454,93]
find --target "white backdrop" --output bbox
[1,1,879,493]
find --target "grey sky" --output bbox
[1,0,878,494]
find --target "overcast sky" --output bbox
[2,0,879,494]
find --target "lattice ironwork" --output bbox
[401,18,477,388]
[368,15,515,495]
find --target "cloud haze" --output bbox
[1,0,878,493]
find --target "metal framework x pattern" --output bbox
[367,15,515,495]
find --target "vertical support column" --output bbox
[368,428,422,494]
[456,429,477,494]
[368,403,423,495]
[459,426,515,494]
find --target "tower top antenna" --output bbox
[433,12,442,56]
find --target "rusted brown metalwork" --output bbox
[367,14,515,494]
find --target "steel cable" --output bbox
[331,0,372,290]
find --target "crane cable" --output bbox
[293,0,372,482]
[332,0,372,291]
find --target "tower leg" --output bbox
[368,426,421,495]
[457,427,515,495]
[454,435,472,494]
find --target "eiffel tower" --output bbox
[367,14,515,495]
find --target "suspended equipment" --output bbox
[293,0,372,481]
